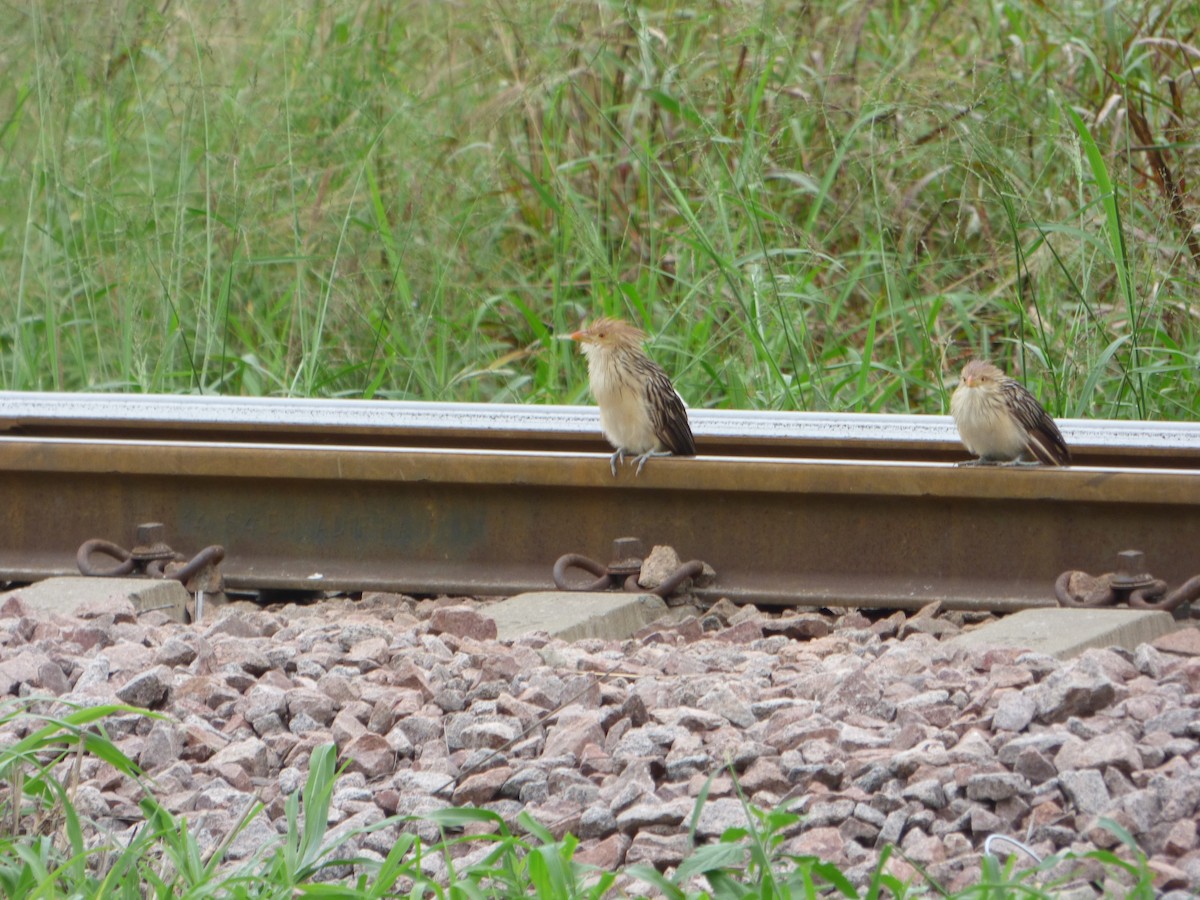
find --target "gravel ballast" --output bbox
[1,589,1198,895]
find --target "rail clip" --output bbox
[77,522,226,618]
[1056,549,1200,615]
[553,536,710,599]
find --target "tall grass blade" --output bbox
[1066,106,1146,417]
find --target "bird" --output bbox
[566,316,696,476]
[950,359,1070,466]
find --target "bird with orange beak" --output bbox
[950,359,1070,466]
[567,317,696,476]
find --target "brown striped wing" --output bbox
[1001,379,1070,465]
[642,363,696,456]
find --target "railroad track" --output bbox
[1,392,1198,613]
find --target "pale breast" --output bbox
[951,386,1028,460]
[588,356,661,454]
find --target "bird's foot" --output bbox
[957,458,996,467]
[609,449,625,478]
[633,449,672,476]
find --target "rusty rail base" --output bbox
[3,428,1198,611]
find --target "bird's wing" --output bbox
[645,367,696,456]
[1003,380,1070,465]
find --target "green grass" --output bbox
[0,699,1165,898]
[1,0,1197,415]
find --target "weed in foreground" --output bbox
[0,700,1169,897]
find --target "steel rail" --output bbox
[2,391,1199,466]
[1,393,1198,611]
